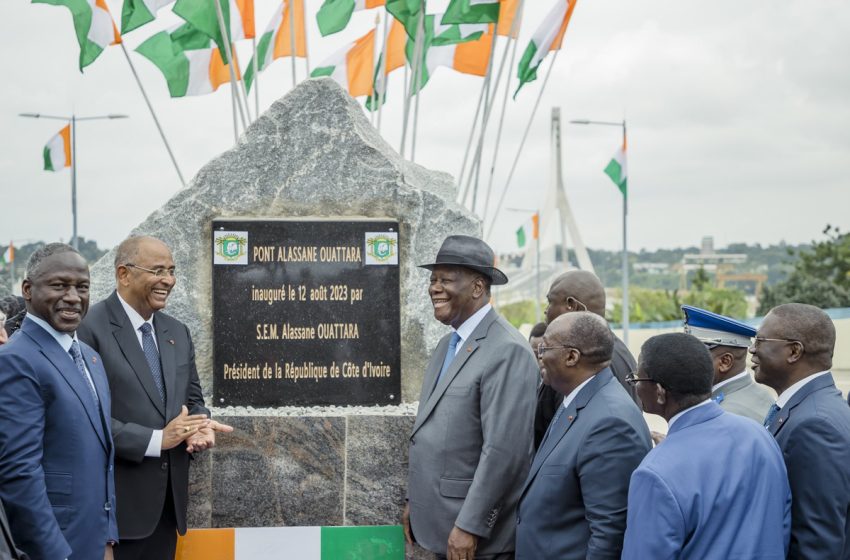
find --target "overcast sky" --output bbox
[1,0,848,254]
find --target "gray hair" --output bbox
[25,243,80,281]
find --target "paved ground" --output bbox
[645,369,850,434]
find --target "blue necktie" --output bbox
[139,323,166,403]
[435,332,462,388]
[763,403,781,428]
[69,339,99,405]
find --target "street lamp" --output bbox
[20,112,128,250]
[507,207,542,322]
[569,118,630,345]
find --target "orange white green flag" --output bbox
[0,243,13,266]
[244,0,308,91]
[173,0,255,62]
[516,212,539,248]
[121,0,175,34]
[43,125,72,172]
[604,137,627,197]
[33,0,121,70]
[310,29,376,98]
[136,23,240,97]
[514,0,576,97]
[316,0,385,36]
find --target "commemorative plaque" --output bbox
[211,219,401,407]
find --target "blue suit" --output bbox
[0,317,118,559]
[622,402,790,560]
[516,369,651,560]
[768,373,850,559]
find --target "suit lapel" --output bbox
[411,310,497,437]
[79,343,112,452]
[520,370,614,499]
[105,293,166,419]
[770,373,835,436]
[22,319,109,451]
[154,315,176,416]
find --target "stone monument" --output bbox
[88,78,478,556]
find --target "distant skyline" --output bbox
[1,0,848,254]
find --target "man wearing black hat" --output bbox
[403,235,538,560]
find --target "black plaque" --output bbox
[212,219,400,407]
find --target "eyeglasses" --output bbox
[124,263,176,278]
[625,371,662,386]
[751,337,804,350]
[537,344,576,359]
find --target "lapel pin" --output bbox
[568,416,573,422]
[92,356,98,364]
[168,339,175,345]
[467,347,472,352]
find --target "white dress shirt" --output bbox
[776,370,831,408]
[450,303,492,357]
[27,313,97,393]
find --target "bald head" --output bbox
[114,236,168,272]
[767,303,835,365]
[547,311,614,365]
[545,270,606,323]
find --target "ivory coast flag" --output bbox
[173,0,255,61]
[497,0,520,37]
[516,212,539,248]
[604,137,627,197]
[0,243,13,266]
[316,0,385,36]
[43,125,72,172]
[442,0,500,25]
[365,17,407,110]
[310,29,376,98]
[136,23,240,97]
[244,0,308,92]
[121,0,174,34]
[34,0,122,70]
[514,0,577,97]
[407,16,492,94]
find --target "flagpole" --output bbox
[213,0,249,131]
[301,0,310,74]
[289,0,297,87]
[70,114,78,250]
[118,42,186,187]
[371,12,381,128]
[231,85,239,141]
[234,47,254,123]
[482,0,525,224]
[621,120,629,346]
[400,0,426,159]
[456,79,486,202]
[466,29,500,213]
[377,8,390,133]
[252,36,260,116]
[485,51,559,240]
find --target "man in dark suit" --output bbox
[403,235,538,560]
[78,236,231,560]
[751,303,850,559]
[534,270,637,449]
[0,243,118,559]
[516,312,651,559]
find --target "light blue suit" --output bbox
[0,317,118,559]
[623,402,790,560]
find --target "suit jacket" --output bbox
[711,372,774,423]
[767,373,850,559]
[0,317,118,560]
[516,369,651,560]
[77,291,209,539]
[534,335,635,449]
[623,402,791,560]
[407,309,538,556]
[0,498,26,560]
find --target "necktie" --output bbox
[435,332,462,388]
[69,339,99,404]
[763,403,781,428]
[139,323,166,403]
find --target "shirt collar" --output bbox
[712,370,749,392]
[26,313,76,352]
[453,303,492,344]
[776,370,831,408]
[561,373,596,412]
[117,292,155,333]
[667,399,713,430]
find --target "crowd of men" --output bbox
[405,234,850,560]
[1,233,849,559]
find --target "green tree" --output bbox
[496,300,541,329]
[758,225,850,313]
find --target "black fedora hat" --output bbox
[419,235,508,285]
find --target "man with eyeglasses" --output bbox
[534,270,637,449]
[515,312,650,559]
[622,333,790,560]
[78,236,232,560]
[682,305,775,423]
[751,303,850,559]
